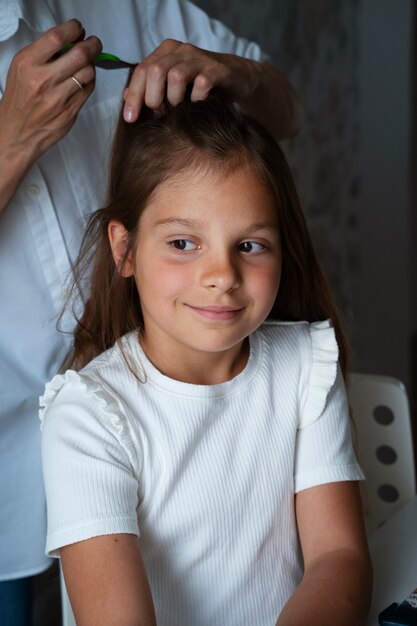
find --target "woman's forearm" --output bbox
[0,139,35,217]
[239,60,302,140]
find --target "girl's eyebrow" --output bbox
[246,222,279,233]
[153,218,279,232]
[153,217,204,229]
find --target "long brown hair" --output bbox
[65,88,348,375]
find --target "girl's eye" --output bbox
[239,241,265,254]
[170,239,198,251]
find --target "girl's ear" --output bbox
[108,220,134,277]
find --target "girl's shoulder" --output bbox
[259,319,337,354]
[39,331,139,431]
[39,332,141,470]
[258,320,340,429]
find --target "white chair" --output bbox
[348,373,416,534]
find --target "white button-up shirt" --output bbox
[0,0,266,580]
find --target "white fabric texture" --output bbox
[0,0,266,580]
[40,320,363,625]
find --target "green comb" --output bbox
[58,44,136,69]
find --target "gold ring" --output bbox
[71,75,84,90]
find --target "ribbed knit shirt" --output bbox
[40,320,363,625]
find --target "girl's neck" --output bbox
[138,334,250,386]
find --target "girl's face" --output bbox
[109,164,281,384]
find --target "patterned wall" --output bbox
[195,0,361,345]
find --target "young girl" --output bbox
[40,89,371,626]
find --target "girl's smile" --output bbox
[109,164,282,384]
[185,304,244,321]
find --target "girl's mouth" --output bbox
[186,304,244,321]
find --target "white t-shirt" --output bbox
[40,320,363,625]
[0,0,267,580]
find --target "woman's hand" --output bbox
[123,38,301,140]
[0,19,101,215]
[1,19,101,160]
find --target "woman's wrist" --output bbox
[0,142,36,216]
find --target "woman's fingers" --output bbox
[123,40,180,120]
[53,35,102,84]
[124,39,236,122]
[2,22,102,163]
[26,19,85,64]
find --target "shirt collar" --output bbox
[0,0,56,42]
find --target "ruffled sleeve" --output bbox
[39,369,141,557]
[39,370,138,467]
[295,321,363,491]
[298,320,339,429]
[39,370,80,427]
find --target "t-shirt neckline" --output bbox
[123,329,263,398]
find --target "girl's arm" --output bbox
[60,534,156,626]
[276,481,372,626]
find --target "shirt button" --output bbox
[26,184,40,198]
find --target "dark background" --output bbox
[195,0,417,432]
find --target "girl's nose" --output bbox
[200,253,241,293]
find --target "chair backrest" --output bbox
[348,373,416,534]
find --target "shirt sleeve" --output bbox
[146,0,269,61]
[40,371,140,557]
[294,322,364,493]
[295,366,364,492]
